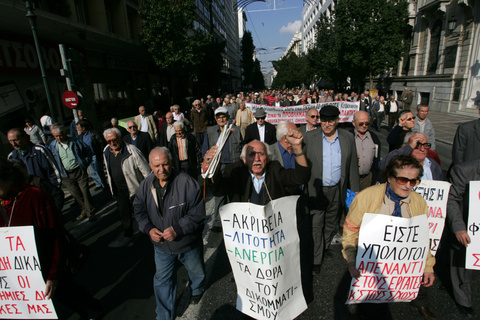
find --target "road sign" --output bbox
[62,90,78,109]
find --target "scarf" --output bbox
[385,183,406,217]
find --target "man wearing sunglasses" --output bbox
[380,132,442,181]
[387,110,416,152]
[244,109,277,145]
[299,108,319,136]
[412,104,436,151]
[351,111,381,190]
[103,128,151,238]
[304,105,360,273]
[123,120,153,159]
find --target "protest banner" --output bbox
[246,101,359,125]
[412,180,451,255]
[0,226,57,319]
[220,196,307,320]
[466,181,480,270]
[346,213,429,304]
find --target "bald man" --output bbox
[351,111,381,189]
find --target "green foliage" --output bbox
[139,0,223,82]
[272,53,311,89]
[309,0,409,88]
[241,31,258,89]
[252,59,266,90]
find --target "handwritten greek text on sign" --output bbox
[0,226,57,319]
[346,214,429,304]
[466,181,480,270]
[220,196,307,320]
[246,101,360,124]
[413,180,450,256]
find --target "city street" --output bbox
[60,110,480,320]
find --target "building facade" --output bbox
[301,0,336,54]
[384,0,480,113]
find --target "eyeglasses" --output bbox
[415,142,431,149]
[248,151,266,157]
[309,115,320,119]
[403,117,414,121]
[394,175,419,186]
[106,138,119,144]
[358,122,370,127]
[256,117,266,120]
[128,126,137,129]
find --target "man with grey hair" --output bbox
[190,99,208,146]
[134,147,206,318]
[123,120,153,159]
[270,121,300,169]
[169,121,201,178]
[351,111,381,189]
[103,127,151,237]
[48,124,95,221]
[412,104,436,150]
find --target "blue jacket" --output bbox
[133,171,205,254]
[8,143,61,186]
[48,137,93,178]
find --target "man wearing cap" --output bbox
[304,104,360,273]
[244,109,277,145]
[284,93,295,106]
[202,106,243,232]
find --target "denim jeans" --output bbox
[87,155,107,188]
[153,244,206,320]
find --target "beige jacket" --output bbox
[342,183,435,273]
[134,114,158,142]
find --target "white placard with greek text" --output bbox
[220,196,307,320]
[246,101,359,124]
[0,226,57,319]
[346,213,429,304]
[413,180,451,256]
[466,181,480,270]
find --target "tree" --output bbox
[139,0,224,98]
[241,31,257,89]
[309,0,409,90]
[272,53,311,89]
[252,59,266,90]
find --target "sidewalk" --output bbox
[427,110,477,145]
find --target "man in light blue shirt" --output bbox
[304,105,360,274]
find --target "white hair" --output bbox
[149,147,172,164]
[240,140,271,159]
[276,121,292,142]
[103,128,121,140]
[173,121,184,129]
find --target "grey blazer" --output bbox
[452,119,480,166]
[269,142,284,166]
[303,127,360,211]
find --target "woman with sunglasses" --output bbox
[342,155,435,319]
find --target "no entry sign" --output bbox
[62,90,79,109]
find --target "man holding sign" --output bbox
[342,155,435,319]
[446,158,480,318]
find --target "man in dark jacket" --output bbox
[244,108,277,145]
[123,120,153,159]
[168,121,201,178]
[133,147,205,320]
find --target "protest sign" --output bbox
[245,101,359,124]
[346,214,429,304]
[0,226,57,319]
[412,180,451,255]
[220,196,307,320]
[466,181,480,270]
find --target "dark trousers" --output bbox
[116,187,133,233]
[311,185,341,265]
[387,112,398,131]
[450,245,473,307]
[62,167,95,216]
[359,172,373,191]
[195,131,206,147]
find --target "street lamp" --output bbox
[24,0,56,121]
